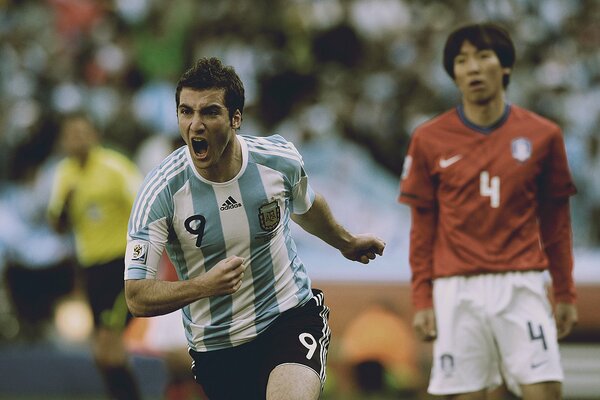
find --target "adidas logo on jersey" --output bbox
[220,196,242,211]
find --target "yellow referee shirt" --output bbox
[48,147,142,267]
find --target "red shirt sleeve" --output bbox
[408,206,437,310]
[398,132,436,208]
[399,130,438,309]
[539,197,576,304]
[538,128,577,198]
[537,128,577,304]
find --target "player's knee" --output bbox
[92,334,127,367]
[267,364,321,400]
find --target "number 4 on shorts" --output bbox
[528,321,547,350]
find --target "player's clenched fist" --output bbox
[340,234,386,264]
[198,256,246,297]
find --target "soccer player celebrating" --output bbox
[398,23,577,399]
[124,57,385,400]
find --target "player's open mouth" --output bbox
[191,137,209,158]
[469,80,485,89]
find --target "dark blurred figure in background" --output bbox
[399,23,578,399]
[1,123,75,340]
[47,112,142,400]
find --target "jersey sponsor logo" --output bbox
[131,242,148,264]
[259,200,280,232]
[401,155,412,180]
[439,154,463,168]
[511,137,532,162]
[220,196,242,211]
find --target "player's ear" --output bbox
[231,110,242,130]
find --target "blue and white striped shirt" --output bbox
[125,134,315,351]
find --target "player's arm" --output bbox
[47,165,75,234]
[409,205,438,341]
[538,196,578,339]
[125,255,246,317]
[48,189,74,234]
[291,193,385,264]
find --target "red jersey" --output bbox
[399,104,577,308]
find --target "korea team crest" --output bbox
[511,137,532,162]
[259,200,280,232]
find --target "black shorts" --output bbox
[80,257,132,330]
[189,289,331,400]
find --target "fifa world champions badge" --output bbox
[131,242,148,264]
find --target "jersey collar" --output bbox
[457,103,511,135]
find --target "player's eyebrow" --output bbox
[201,104,224,113]
[178,103,225,113]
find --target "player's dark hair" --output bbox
[176,57,245,120]
[443,23,515,88]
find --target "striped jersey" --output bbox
[125,134,316,351]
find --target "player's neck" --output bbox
[461,95,506,127]
[198,135,242,183]
[73,148,92,167]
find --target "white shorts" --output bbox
[428,271,563,396]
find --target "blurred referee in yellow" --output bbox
[47,111,142,400]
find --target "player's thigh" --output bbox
[444,389,487,400]
[429,278,502,395]
[262,289,331,392]
[492,287,563,391]
[267,363,320,400]
[520,381,561,400]
[81,258,130,328]
[189,343,262,400]
[92,326,128,366]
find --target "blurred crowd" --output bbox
[1,0,600,343]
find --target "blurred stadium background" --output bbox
[0,0,599,399]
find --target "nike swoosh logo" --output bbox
[530,360,548,369]
[439,155,463,168]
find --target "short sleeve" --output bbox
[291,167,315,214]
[125,173,171,280]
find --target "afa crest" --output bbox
[511,137,532,162]
[259,201,280,232]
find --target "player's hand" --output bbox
[413,308,437,342]
[341,234,385,264]
[555,302,578,339]
[199,256,246,297]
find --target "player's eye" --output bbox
[454,57,466,65]
[202,106,221,116]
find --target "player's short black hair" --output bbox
[443,23,516,88]
[176,57,245,120]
